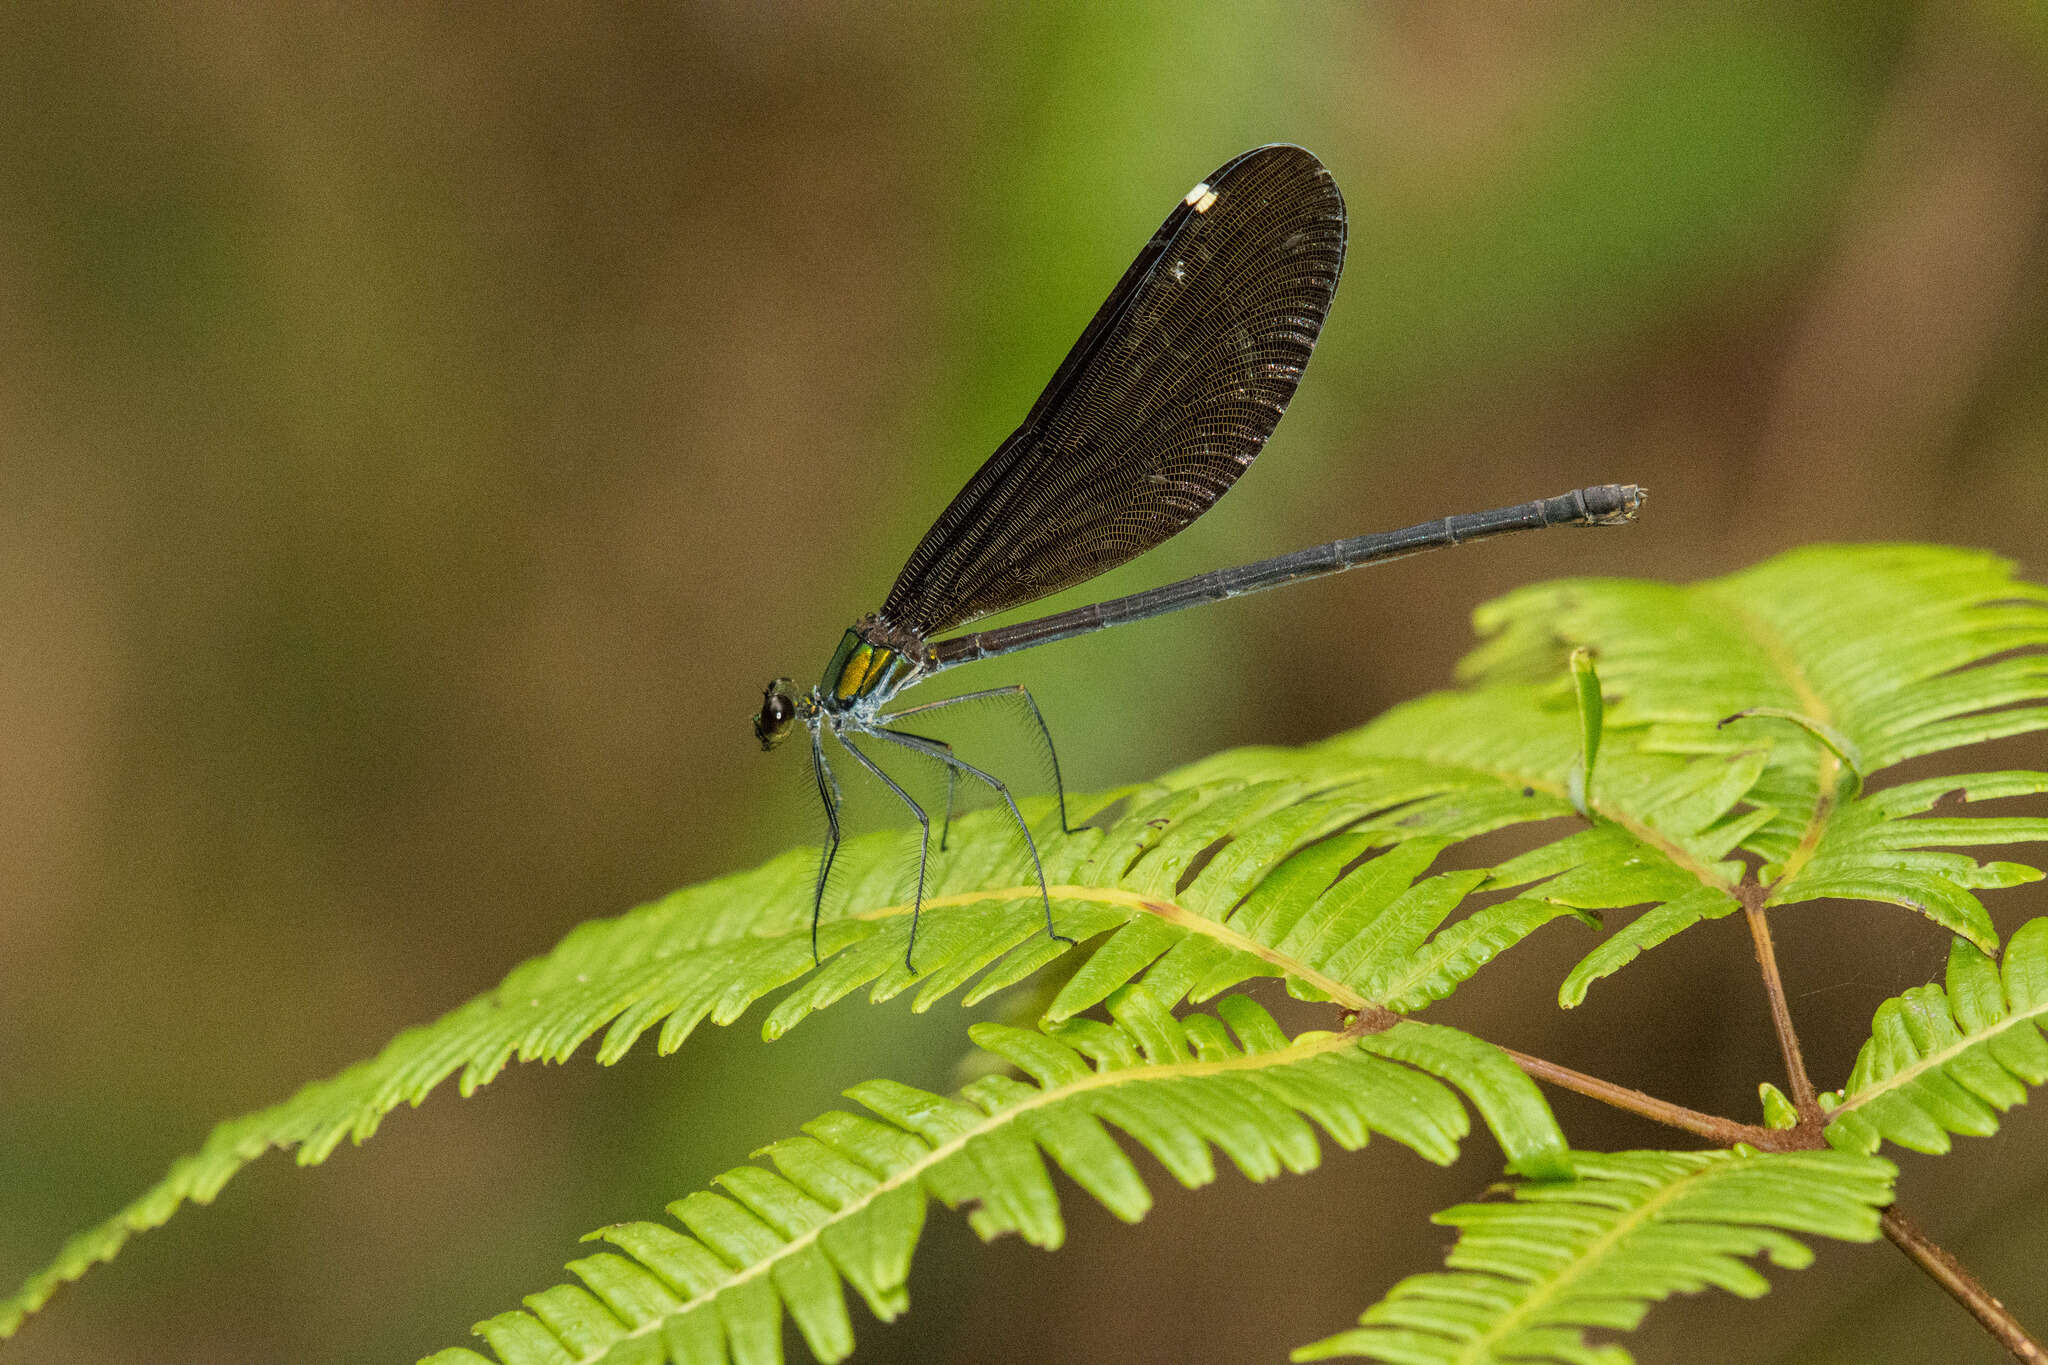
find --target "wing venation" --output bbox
[879,144,1347,639]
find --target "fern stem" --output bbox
[1501,1048,1783,1147]
[1881,1207,2048,1363]
[1741,890,1821,1121]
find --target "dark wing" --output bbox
[878,143,1347,640]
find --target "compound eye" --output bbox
[754,680,799,751]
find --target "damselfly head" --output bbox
[754,678,797,751]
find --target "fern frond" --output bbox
[1465,545,2048,963]
[1293,1148,1895,1365]
[421,994,1528,1365]
[1823,916,2048,1155]
[1768,770,2048,952]
[0,739,1623,1329]
[8,545,2041,1334]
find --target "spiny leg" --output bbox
[887,727,958,849]
[873,727,1075,951]
[808,728,842,966]
[881,683,1075,835]
[823,745,846,809]
[836,732,934,974]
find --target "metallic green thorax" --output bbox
[822,629,916,707]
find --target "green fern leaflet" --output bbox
[1824,916,2048,1155]
[1294,1149,1896,1365]
[417,994,1527,1365]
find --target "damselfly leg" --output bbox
[880,728,958,849]
[807,729,842,965]
[872,726,1072,955]
[833,733,938,972]
[881,683,1075,836]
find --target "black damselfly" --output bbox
[753,144,1643,970]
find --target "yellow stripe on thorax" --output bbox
[832,642,897,703]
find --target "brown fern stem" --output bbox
[1882,1208,2048,1363]
[1500,1047,1790,1148]
[1741,887,1822,1123]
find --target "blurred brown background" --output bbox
[4,3,2048,1362]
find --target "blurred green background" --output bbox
[5,3,2048,1361]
